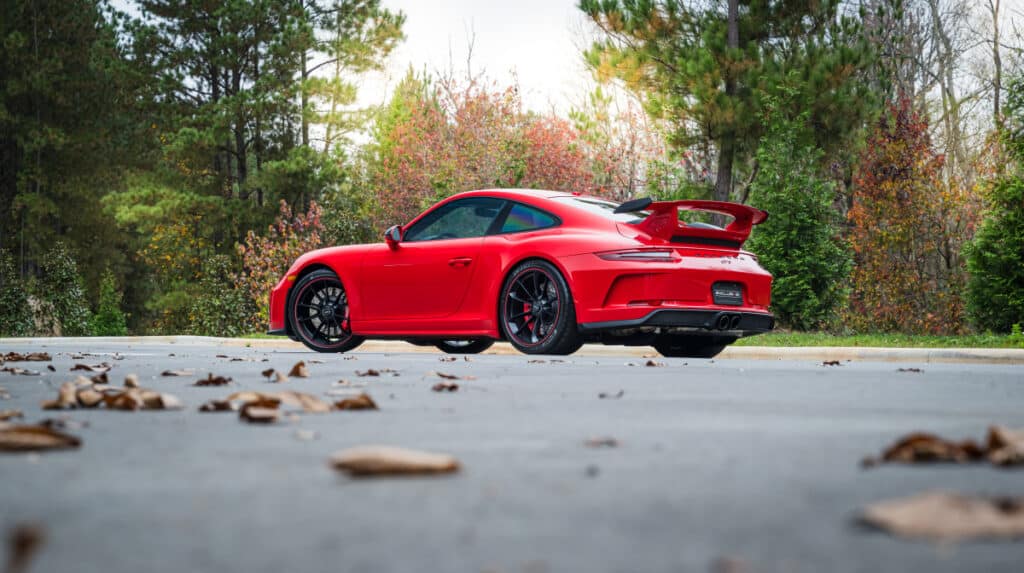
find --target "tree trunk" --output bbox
[714,0,739,204]
[990,0,1002,128]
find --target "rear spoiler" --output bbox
[616,198,769,248]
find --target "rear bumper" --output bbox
[579,309,774,336]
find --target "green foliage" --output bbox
[0,249,34,336]
[38,241,91,336]
[89,269,128,336]
[188,255,254,338]
[746,90,851,330]
[965,174,1024,332]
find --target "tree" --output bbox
[965,76,1024,332]
[580,0,877,203]
[846,99,977,333]
[0,249,33,336]
[90,269,128,336]
[745,90,851,330]
[38,241,91,336]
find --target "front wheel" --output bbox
[499,260,582,355]
[435,339,494,354]
[288,269,365,353]
[653,335,734,359]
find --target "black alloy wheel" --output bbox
[435,339,495,354]
[652,334,734,358]
[288,269,364,353]
[500,260,582,355]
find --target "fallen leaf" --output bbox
[71,363,112,373]
[273,371,288,383]
[463,356,473,362]
[215,354,229,359]
[343,355,358,361]
[0,424,81,451]
[309,360,324,364]
[225,391,329,414]
[645,360,665,367]
[89,372,108,385]
[160,369,193,377]
[1,367,40,376]
[0,410,23,422]
[438,356,457,362]
[356,369,380,377]
[598,390,624,400]
[859,490,1024,541]
[261,368,275,379]
[862,428,1024,468]
[288,361,309,378]
[46,365,55,372]
[6,523,45,573]
[898,367,923,373]
[822,360,841,366]
[123,374,139,388]
[240,404,280,424]
[76,388,104,408]
[528,359,547,364]
[584,437,619,448]
[194,373,232,387]
[198,399,235,412]
[431,382,459,392]
[428,371,475,381]
[333,393,379,410]
[329,446,460,476]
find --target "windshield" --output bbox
[554,197,648,224]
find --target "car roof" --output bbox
[452,188,573,201]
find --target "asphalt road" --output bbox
[1,339,1022,573]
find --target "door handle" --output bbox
[448,257,473,267]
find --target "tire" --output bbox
[288,269,365,353]
[434,339,495,354]
[652,335,734,359]
[499,259,582,355]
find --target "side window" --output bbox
[499,203,557,234]
[403,197,506,242]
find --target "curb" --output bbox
[2,336,1023,364]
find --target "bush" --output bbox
[39,241,92,336]
[745,102,850,330]
[965,175,1024,332]
[90,269,129,336]
[188,255,255,337]
[0,250,34,336]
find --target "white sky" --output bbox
[357,0,595,114]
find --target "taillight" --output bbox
[597,249,676,262]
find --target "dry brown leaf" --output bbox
[356,369,380,377]
[6,522,45,573]
[198,399,235,413]
[0,424,81,451]
[333,393,379,410]
[277,391,330,413]
[160,369,193,377]
[216,354,229,358]
[240,404,280,424]
[46,365,55,372]
[431,382,459,392]
[822,360,841,366]
[432,371,459,380]
[123,374,139,389]
[898,367,923,373]
[194,373,232,387]
[528,359,546,364]
[1,352,51,362]
[0,410,23,422]
[645,360,665,367]
[1,367,40,376]
[860,490,1024,541]
[71,363,111,373]
[584,437,619,448]
[89,372,108,385]
[438,356,457,362]
[288,361,309,378]
[343,355,358,360]
[273,371,288,383]
[598,390,624,400]
[76,388,103,408]
[330,446,460,476]
[261,368,275,379]
[987,426,1024,466]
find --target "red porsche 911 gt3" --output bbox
[268,189,774,357]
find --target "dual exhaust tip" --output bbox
[713,313,743,331]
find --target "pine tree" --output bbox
[90,269,128,336]
[0,249,34,336]
[38,241,91,336]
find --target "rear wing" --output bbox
[617,198,769,248]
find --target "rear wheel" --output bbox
[499,260,582,355]
[653,335,734,359]
[288,270,364,353]
[435,339,494,354]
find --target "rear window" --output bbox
[554,197,648,224]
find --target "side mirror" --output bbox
[384,225,402,249]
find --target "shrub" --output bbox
[745,101,851,330]
[189,255,254,337]
[0,250,34,336]
[39,241,91,336]
[90,269,129,336]
[965,174,1024,332]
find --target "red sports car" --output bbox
[268,189,774,357]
